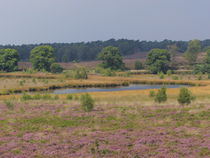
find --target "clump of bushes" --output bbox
[95,67,116,76]
[21,93,59,101]
[177,87,195,105]
[155,87,167,103]
[80,93,94,112]
[50,63,63,73]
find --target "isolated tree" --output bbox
[0,49,19,72]
[185,40,201,65]
[155,87,167,103]
[146,49,171,74]
[135,60,143,70]
[30,45,55,72]
[97,46,125,70]
[177,87,194,105]
[80,93,94,112]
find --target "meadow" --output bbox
[0,72,209,157]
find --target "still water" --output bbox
[53,84,188,94]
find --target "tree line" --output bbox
[1,38,210,62]
[1,39,210,74]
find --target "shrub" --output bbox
[172,76,179,80]
[158,72,165,79]
[166,70,173,76]
[42,94,52,100]
[80,93,94,112]
[66,94,73,100]
[4,100,14,110]
[198,75,202,80]
[135,61,143,70]
[149,90,155,97]
[177,87,195,105]
[21,93,32,101]
[19,80,25,86]
[74,68,88,79]
[33,94,42,100]
[95,67,116,76]
[155,87,167,103]
[54,95,59,100]
[50,63,63,73]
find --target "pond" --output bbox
[53,84,189,94]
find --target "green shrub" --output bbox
[54,95,59,100]
[149,90,155,97]
[4,100,14,110]
[197,75,202,80]
[74,68,88,79]
[21,93,32,101]
[19,80,25,86]
[42,94,52,100]
[21,93,58,101]
[155,87,167,103]
[32,78,37,84]
[208,73,210,79]
[172,76,179,80]
[166,70,173,76]
[177,87,195,105]
[80,93,94,112]
[95,67,116,76]
[50,63,63,73]
[158,72,165,79]
[134,61,143,70]
[66,94,73,100]
[33,94,42,100]
[24,68,37,74]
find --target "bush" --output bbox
[74,68,88,79]
[155,87,167,103]
[4,100,14,110]
[149,90,155,98]
[198,75,202,80]
[21,93,32,101]
[172,76,179,80]
[177,87,195,105]
[50,63,63,73]
[134,61,143,70]
[158,72,165,79]
[80,93,94,112]
[66,94,73,100]
[95,67,116,76]
[166,70,173,76]
[21,93,58,101]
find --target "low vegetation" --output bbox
[0,41,209,157]
[80,93,94,112]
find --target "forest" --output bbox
[1,38,210,62]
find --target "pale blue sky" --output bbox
[0,0,209,44]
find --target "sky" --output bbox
[0,0,209,45]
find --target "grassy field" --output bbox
[0,73,209,157]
